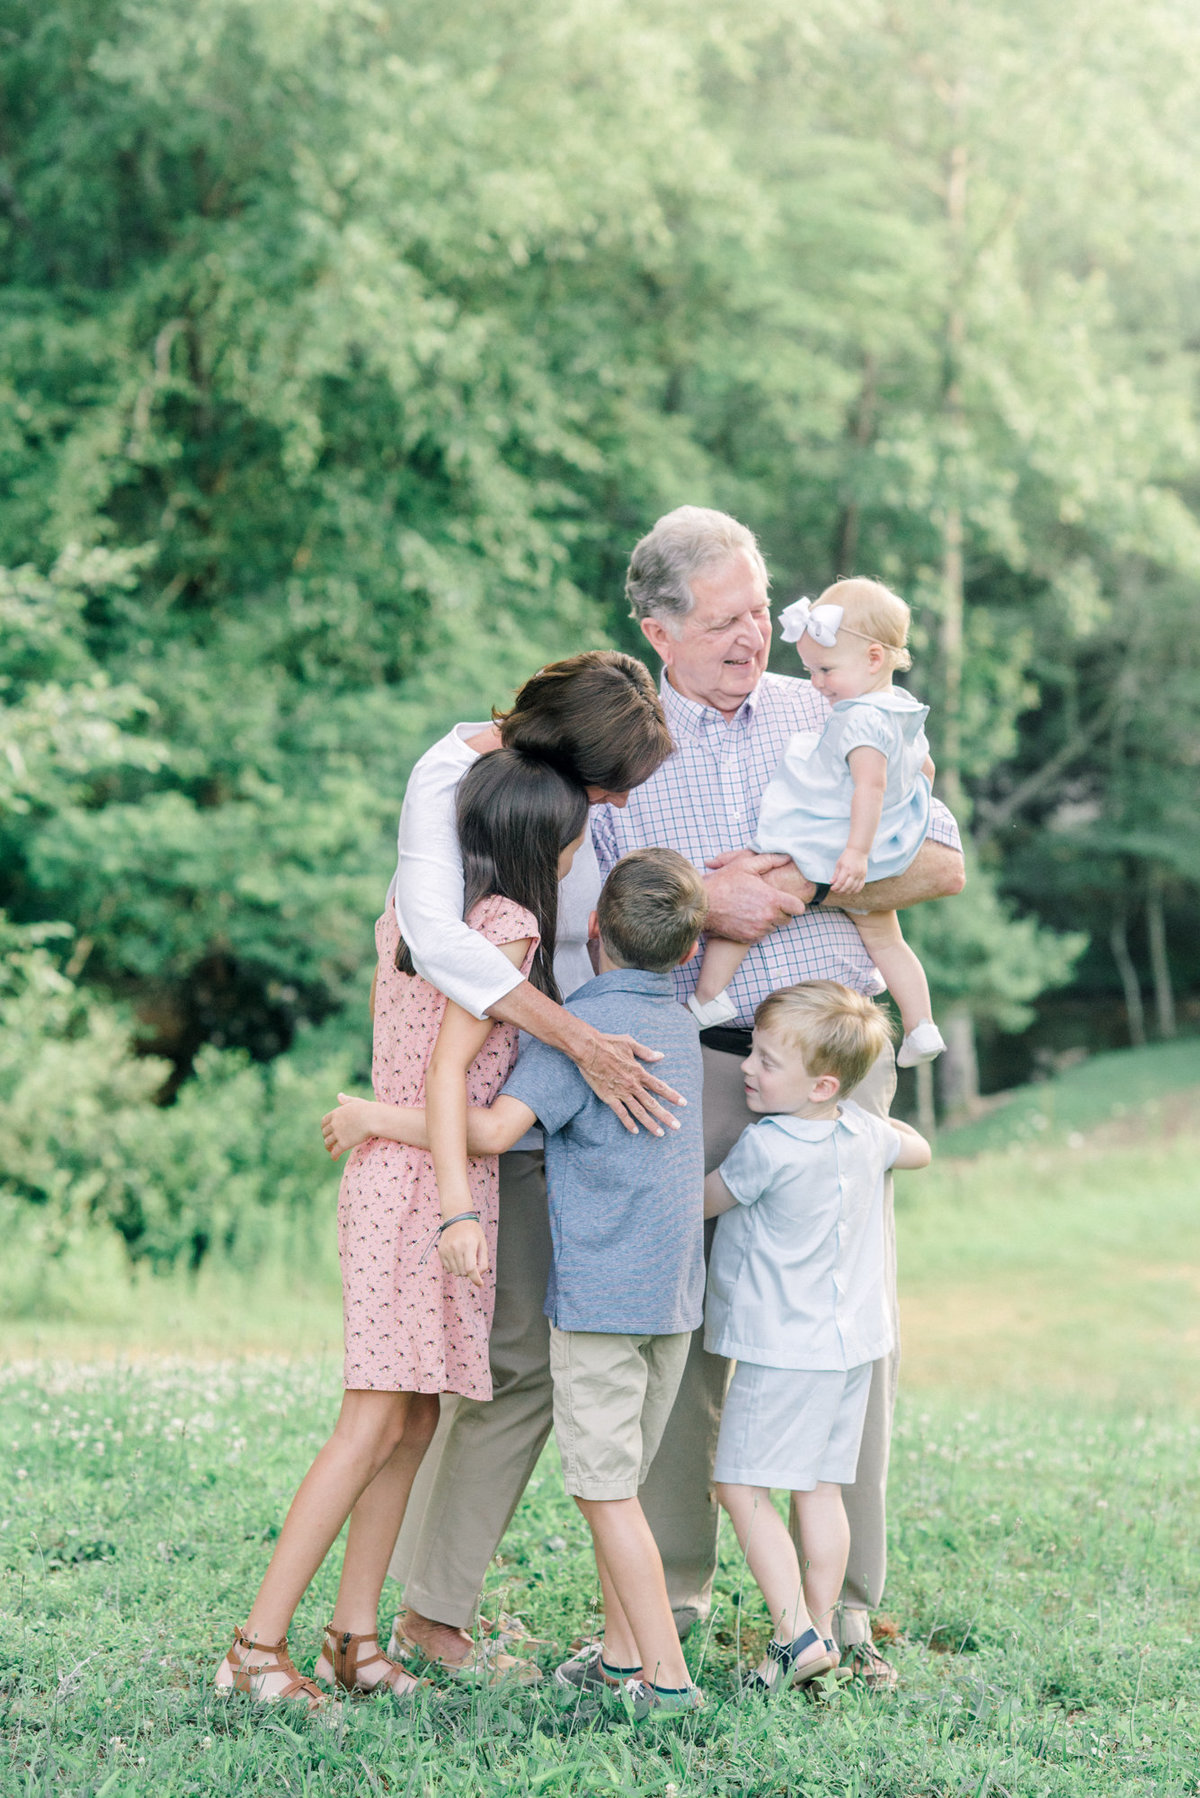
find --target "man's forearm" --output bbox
[764,839,964,913]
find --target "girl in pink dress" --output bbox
[216,750,588,1709]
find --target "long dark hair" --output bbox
[397,749,588,1003]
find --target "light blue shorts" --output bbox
[712,1360,873,1491]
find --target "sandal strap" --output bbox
[766,1626,824,1672]
[227,1627,324,1703]
[325,1627,414,1692]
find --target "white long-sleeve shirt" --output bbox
[389,722,600,1020]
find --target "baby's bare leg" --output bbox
[851,910,932,1035]
[692,935,751,1005]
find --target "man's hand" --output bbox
[703,849,813,943]
[578,1032,685,1138]
[321,1094,376,1159]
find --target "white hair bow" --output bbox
[778,597,844,647]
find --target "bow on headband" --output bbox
[778,597,844,647]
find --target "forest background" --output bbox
[2,0,1199,1277]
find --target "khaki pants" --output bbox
[390,1047,899,1648]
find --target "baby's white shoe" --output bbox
[686,989,739,1028]
[897,1020,946,1067]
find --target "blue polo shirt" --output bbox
[501,967,705,1334]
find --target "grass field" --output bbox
[2,1042,1199,1795]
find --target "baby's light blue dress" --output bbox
[754,687,932,883]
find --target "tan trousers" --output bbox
[389,1047,899,1647]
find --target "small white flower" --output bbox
[15,1469,27,1481]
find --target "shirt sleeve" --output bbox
[393,743,525,1020]
[716,1122,777,1207]
[926,795,961,852]
[501,1039,591,1137]
[833,705,895,762]
[591,804,619,881]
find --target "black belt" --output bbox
[698,1025,753,1057]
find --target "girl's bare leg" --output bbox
[575,1497,690,1689]
[332,1393,441,1634]
[851,909,934,1036]
[229,1389,434,1689]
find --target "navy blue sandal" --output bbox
[746,1626,838,1694]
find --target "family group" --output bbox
[214,506,964,1717]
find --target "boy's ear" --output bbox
[586,909,600,942]
[678,938,701,965]
[811,1072,841,1101]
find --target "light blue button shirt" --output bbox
[704,1101,901,1372]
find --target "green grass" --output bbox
[1,1364,1197,1796]
[3,1042,1200,1794]
[933,1038,1200,1159]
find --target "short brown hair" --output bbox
[754,981,894,1093]
[597,848,708,974]
[495,651,673,793]
[817,578,913,673]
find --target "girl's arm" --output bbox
[890,1117,932,1169]
[322,1093,536,1159]
[830,746,888,896]
[426,936,531,1287]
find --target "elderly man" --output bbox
[595,506,963,1686]
[392,507,963,1687]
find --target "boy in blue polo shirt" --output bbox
[333,848,709,1714]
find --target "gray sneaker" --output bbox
[625,1678,706,1720]
[553,1643,640,1692]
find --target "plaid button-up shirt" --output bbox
[592,673,962,1026]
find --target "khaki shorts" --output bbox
[549,1325,691,1500]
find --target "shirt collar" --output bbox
[581,966,678,1000]
[659,671,762,742]
[762,1103,866,1143]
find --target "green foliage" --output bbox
[0,914,346,1270]
[2,0,1200,1261]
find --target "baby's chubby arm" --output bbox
[321,1093,536,1159]
[703,1170,739,1219]
[891,1118,932,1170]
[831,746,888,896]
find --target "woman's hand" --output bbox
[579,1032,685,1137]
[322,1094,376,1158]
[830,849,869,896]
[438,1219,489,1288]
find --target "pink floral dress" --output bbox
[338,895,538,1398]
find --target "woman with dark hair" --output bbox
[321,650,681,1679]
[217,752,588,1708]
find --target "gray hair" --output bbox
[625,505,769,627]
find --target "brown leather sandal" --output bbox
[315,1626,422,1698]
[215,1625,330,1711]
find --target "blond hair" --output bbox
[598,848,709,973]
[818,578,912,673]
[754,981,894,1094]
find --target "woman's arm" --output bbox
[322,1093,536,1159]
[483,979,683,1137]
[830,746,888,896]
[396,740,682,1134]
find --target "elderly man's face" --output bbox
[640,551,772,716]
